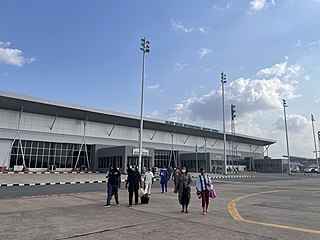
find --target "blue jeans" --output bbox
[106,183,119,205]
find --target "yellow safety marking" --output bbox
[228,190,320,235]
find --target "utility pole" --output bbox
[282,99,291,175]
[138,37,150,173]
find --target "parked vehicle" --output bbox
[303,167,319,174]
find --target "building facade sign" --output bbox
[132,148,149,156]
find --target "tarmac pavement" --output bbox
[0,174,319,240]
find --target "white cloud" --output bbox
[171,20,210,34]
[198,26,210,33]
[0,48,25,67]
[211,1,233,11]
[273,114,309,132]
[147,84,163,93]
[0,41,36,67]
[303,75,310,81]
[175,62,188,71]
[313,96,320,104]
[168,60,302,126]
[148,109,161,118]
[167,60,314,158]
[171,20,193,33]
[308,41,318,46]
[256,61,301,81]
[169,60,319,158]
[147,84,160,91]
[249,0,276,13]
[0,41,11,47]
[198,48,211,59]
[294,39,302,48]
[169,77,298,125]
[293,39,320,50]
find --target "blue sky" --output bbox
[1,0,320,158]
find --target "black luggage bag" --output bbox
[141,194,149,204]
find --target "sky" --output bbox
[1,0,320,159]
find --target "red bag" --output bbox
[209,187,216,199]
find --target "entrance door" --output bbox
[127,156,152,170]
[127,156,138,168]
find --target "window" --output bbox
[9,140,91,169]
[154,149,177,168]
[98,156,122,169]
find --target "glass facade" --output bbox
[98,156,123,169]
[180,159,206,170]
[154,149,178,168]
[9,140,91,169]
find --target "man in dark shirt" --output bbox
[126,165,142,207]
[104,165,121,207]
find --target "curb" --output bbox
[0,171,100,174]
[0,175,253,187]
[211,175,253,179]
[0,180,108,187]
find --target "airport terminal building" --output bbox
[0,91,276,173]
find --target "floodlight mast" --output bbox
[221,71,227,175]
[138,37,150,173]
[311,114,319,170]
[282,99,291,175]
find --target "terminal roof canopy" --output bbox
[0,91,276,146]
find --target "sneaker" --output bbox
[116,203,120,206]
[104,204,110,208]
[127,205,132,207]
[185,210,189,213]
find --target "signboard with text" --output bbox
[133,148,149,156]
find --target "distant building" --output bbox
[254,158,286,173]
[0,91,276,173]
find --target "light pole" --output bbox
[138,37,150,173]
[282,99,291,175]
[231,104,236,171]
[195,144,198,173]
[221,71,227,175]
[311,114,319,169]
[318,131,320,170]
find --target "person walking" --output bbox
[174,166,192,213]
[104,165,121,207]
[195,167,212,215]
[168,167,173,181]
[126,165,142,207]
[173,168,180,188]
[144,168,154,195]
[160,167,169,193]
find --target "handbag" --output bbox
[196,190,202,199]
[138,188,145,198]
[209,186,216,199]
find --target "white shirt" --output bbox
[144,171,154,183]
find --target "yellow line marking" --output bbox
[228,190,320,235]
